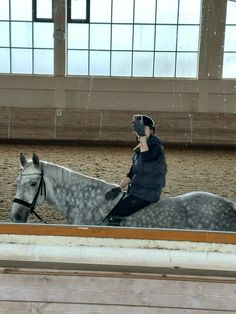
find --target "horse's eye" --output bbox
[31,182,37,187]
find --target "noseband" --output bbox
[13,170,47,223]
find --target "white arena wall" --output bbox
[0,76,235,146]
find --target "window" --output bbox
[67,0,201,78]
[68,0,90,23]
[33,0,53,21]
[0,0,54,75]
[223,0,236,78]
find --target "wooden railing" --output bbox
[1,223,236,244]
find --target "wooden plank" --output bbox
[9,108,55,139]
[101,110,134,142]
[0,273,236,310]
[0,108,9,138]
[1,107,235,145]
[101,110,193,143]
[192,113,236,145]
[2,268,236,284]
[0,301,232,314]
[1,223,236,244]
[152,112,192,144]
[56,110,100,140]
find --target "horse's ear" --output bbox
[32,153,40,169]
[19,153,27,169]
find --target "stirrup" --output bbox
[106,216,123,226]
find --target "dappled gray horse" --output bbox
[11,153,236,231]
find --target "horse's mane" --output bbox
[41,160,113,187]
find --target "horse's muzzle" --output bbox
[10,208,29,223]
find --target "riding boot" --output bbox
[105,216,123,226]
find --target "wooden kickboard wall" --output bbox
[0,269,236,313]
[0,108,235,146]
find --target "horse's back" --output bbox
[126,191,236,230]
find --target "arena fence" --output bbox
[1,223,236,312]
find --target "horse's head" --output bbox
[10,153,46,223]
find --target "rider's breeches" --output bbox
[108,194,152,218]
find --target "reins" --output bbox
[13,170,47,224]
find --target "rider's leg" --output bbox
[105,195,151,226]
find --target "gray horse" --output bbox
[10,153,236,231]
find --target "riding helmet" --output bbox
[133,114,156,132]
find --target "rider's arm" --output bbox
[119,176,131,190]
[118,166,133,190]
[139,136,161,161]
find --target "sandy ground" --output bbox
[0,143,235,224]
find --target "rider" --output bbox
[104,114,167,226]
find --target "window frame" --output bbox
[66,0,201,78]
[32,0,53,22]
[67,0,90,24]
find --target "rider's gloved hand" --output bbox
[105,187,121,201]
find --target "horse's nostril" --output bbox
[14,213,22,221]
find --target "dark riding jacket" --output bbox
[127,135,167,203]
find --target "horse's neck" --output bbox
[42,161,116,224]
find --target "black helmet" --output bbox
[133,114,156,132]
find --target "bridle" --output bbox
[13,170,47,223]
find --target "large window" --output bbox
[223,0,236,78]
[0,0,54,74]
[67,0,202,78]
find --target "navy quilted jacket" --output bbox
[127,135,167,202]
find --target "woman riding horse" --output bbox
[104,114,167,226]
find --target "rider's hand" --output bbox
[105,187,121,201]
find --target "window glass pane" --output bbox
[34,23,53,48]
[112,25,133,50]
[154,52,175,77]
[11,22,32,47]
[226,0,236,24]
[0,0,9,20]
[224,26,236,51]
[176,52,198,78]
[156,0,178,24]
[0,48,10,73]
[68,24,89,49]
[71,0,87,20]
[90,51,110,75]
[178,0,201,24]
[0,22,9,46]
[223,53,236,78]
[177,26,200,51]
[68,50,88,75]
[11,0,32,21]
[133,52,153,77]
[112,0,133,23]
[111,51,132,76]
[134,0,156,23]
[90,24,110,50]
[155,25,177,51]
[90,0,111,22]
[36,0,52,19]
[34,49,53,74]
[12,48,32,73]
[133,25,155,51]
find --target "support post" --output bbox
[199,0,227,79]
[53,0,67,76]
